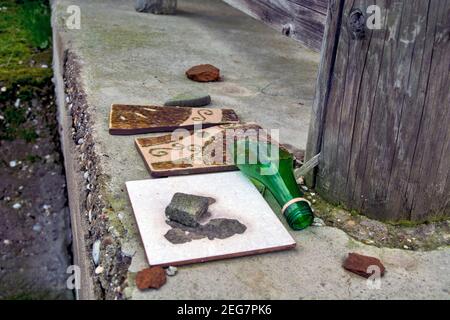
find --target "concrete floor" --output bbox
[53,0,450,299]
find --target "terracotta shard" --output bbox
[342,252,386,278]
[135,266,167,290]
[186,64,220,82]
[135,123,284,177]
[109,104,239,135]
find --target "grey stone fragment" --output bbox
[165,193,210,227]
[164,228,192,244]
[164,93,211,107]
[134,0,177,14]
[201,219,247,240]
[92,239,101,266]
[164,218,247,244]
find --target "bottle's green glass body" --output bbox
[233,140,314,230]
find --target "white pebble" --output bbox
[95,266,104,274]
[312,217,325,227]
[14,98,20,107]
[3,239,11,245]
[32,223,42,232]
[9,160,17,168]
[166,266,177,276]
[301,185,308,191]
[403,245,410,250]
[1,87,6,92]
[12,203,21,210]
[92,240,101,266]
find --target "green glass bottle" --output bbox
[232,140,314,230]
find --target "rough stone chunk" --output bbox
[164,92,211,107]
[135,267,167,290]
[134,0,177,14]
[342,252,386,278]
[202,218,247,240]
[186,64,220,82]
[165,193,210,227]
[164,218,247,244]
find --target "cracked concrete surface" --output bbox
[52,0,450,299]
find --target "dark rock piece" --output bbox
[164,228,193,244]
[342,252,386,278]
[202,218,247,240]
[186,64,220,82]
[135,267,167,290]
[134,0,177,14]
[165,193,210,227]
[164,218,247,244]
[164,93,211,107]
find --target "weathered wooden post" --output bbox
[306,0,450,222]
[135,0,177,14]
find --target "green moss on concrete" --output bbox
[345,238,360,250]
[102,193,130,238]
[310,189,450,251]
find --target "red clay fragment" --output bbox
[135,266,167,290]
[186,64,220,82]
[342,252,385,278]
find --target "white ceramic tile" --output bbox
[126,171,296,266]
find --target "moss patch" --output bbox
[0,0,53,141]
[0,0,52,88]
[308,190,450,251]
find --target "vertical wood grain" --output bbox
[311,0,450,221]
[304,0,345,186]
